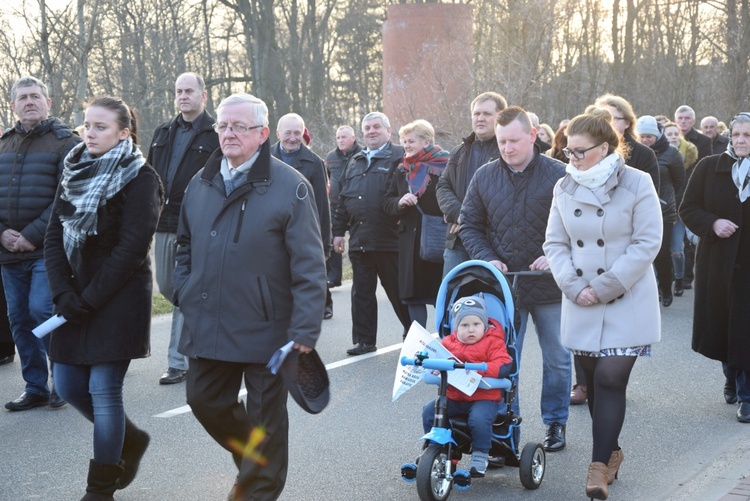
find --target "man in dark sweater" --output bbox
[148,72,219,385]
[436,92,506,276]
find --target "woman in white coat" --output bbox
[543,108,662,500]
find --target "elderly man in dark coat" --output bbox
[174,93,326,500]
[680,112,750,423]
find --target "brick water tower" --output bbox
[382,3,474,149]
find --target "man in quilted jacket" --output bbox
[459,106,571,452]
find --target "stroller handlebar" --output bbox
[401,356,487,372]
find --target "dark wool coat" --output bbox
[45,164,163,364]
[382,167,443,302]
[624,135,660,194]
[684,128,713,161]
[680,153,750,369]
[271,142,331,255]
[459,148,565,307]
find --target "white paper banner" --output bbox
[392,321,482,401]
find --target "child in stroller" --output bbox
[421,296,512,477]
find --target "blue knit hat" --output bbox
[636,115,662,139]
[451,296,488,332]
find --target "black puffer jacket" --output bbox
[0,118,81,264]
[436,133,499,249]
[147,111,219,233]
[648,133,685,224]
[459,148,565,306]
[332,142,404,252]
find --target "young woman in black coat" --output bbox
[44,96,162,500]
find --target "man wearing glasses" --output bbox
[147,72,219,385]
[460,106,571,453]
[174,94,326,500]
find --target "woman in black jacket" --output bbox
[382,119,449,328]
[636,116,686,307]
[44,96,162,500]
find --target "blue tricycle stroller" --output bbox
[400,260,546,500]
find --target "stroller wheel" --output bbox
[519,442,545,489]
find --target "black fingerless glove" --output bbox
[56,291,90,322]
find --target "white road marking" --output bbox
[153,342,404,418]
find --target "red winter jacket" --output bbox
[441,318,512,402]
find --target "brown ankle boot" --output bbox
[607,448,624,484]
[586,462,609,500]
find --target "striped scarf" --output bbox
[60,137,144,264]
[401,144,450,196]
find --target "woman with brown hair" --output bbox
[45,96,162,500]
[544,108,662,500]
[594,94,660,194]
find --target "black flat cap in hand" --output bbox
[280,349,330,414]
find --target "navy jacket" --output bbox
[460,148,565,306]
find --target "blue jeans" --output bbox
[54,360,130,464]
[671,220,686,279]
[513,302,570,425]
[155,232,188,371]
[422,399,500,452]
[442,244,470,278]
[2,259,53,396]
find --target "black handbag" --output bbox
[416,205,446,263]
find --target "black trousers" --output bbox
[348,251,411,345]
[186,358,288,501]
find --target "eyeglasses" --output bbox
[213,123,264,134]
[563,143,604,160]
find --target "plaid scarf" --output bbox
[401,144,449,196]
[60,137,144,264]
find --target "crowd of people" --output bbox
[1,71,748,501]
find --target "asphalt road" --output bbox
[1,282,749,501]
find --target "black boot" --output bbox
[117,418,150,489]
[674,278,684,297]
[661,284,673,307]
[81,460,123,500]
